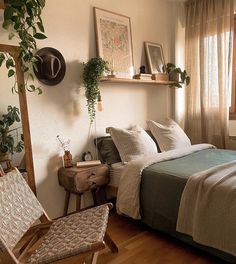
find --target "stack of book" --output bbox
[133,73,152,80]
[76,160,101,168]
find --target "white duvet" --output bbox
[116,143,215,219]
[177,159,236,256]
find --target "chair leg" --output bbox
[64,190,70,216]
[76,194,81,211]
[84,252,97,264]
[92,252,98,264]
[104,231,118,253]
[91,188,98,206]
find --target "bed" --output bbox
[96,135,236,263]
[141,148,236,263]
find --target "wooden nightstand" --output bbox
[58,164,110,216]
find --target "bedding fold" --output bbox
[176,160,236,257]
[116,144,215,219]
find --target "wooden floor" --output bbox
[66,210,226,264]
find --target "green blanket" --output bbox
[140,148,236,262]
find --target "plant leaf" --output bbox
[174,83,182,88]
[29,84,36,92]
[6,57,14,68]
[38,0,45,7]
[37,21,44,32]
[2,19,12,29]
[37,87,42,95]
[4,6,15,20]
[8,69,15,77]
[0,53,5,67]
[33,32,47,39]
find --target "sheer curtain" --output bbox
[185,0,234,148]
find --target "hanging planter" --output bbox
[82,57,109,123]
[0,0,47,94]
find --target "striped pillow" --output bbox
[110,126,158,163]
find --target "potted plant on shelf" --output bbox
[0,0,46,94]
[0,105,24,162]
[166,63,190,88]
[82,57,110,123]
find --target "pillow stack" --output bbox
[106,119,191,163]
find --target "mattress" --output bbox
[108,162,125,188]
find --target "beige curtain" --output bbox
[185,0,234,148]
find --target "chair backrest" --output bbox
[0,169,44,251]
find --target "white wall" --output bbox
[0,0,176,218]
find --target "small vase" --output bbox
[63,150,73,168]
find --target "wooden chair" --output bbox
[0,168,118,264]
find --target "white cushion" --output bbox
[109,126,157,162]
[147,119,191,152]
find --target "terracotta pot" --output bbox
[169,71,180,82]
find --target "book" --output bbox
[133,73,152,80]
[76,160,101,168]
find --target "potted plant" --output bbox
[166,63,190,88]
[82,57,110,123]
[0,105,24,161]
[0,0,46,94]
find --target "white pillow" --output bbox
[109,126,157,162]
[147,119,191,152]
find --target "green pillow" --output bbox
[95,136,121,164]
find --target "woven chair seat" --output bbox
[27,205,109,264]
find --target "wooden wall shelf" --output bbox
[100,77,176,86]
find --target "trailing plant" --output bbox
[82,57,109,123]
[0,0,47,94]
[0,105,24,155]
[166,63,190,88]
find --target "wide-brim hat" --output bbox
[33,47,66,86]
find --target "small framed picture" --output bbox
[145,42,166,74]
[94,7,134,78]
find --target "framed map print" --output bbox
[94,7,134,78]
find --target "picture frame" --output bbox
[145,42,166,74]
[94,7,134,78]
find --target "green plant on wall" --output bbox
[0,105,24,157]
[0,0,46,94]
[82,57,109,123]
[166,63,190,88]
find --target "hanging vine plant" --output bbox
[82,57,109,123]
[0,0,47,94]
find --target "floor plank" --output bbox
[96,211,226,264]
